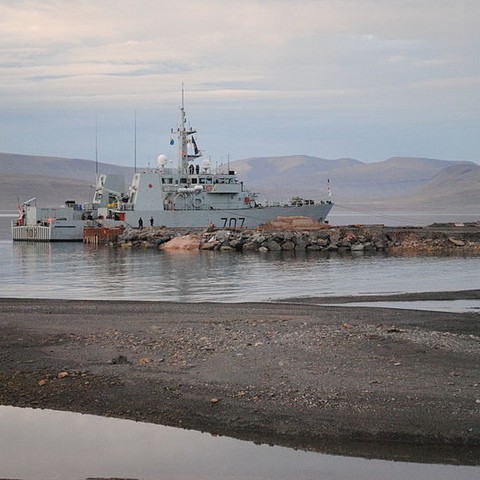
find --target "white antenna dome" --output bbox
[201,159,210,171]
[157,154,168,166]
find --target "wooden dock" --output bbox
[83,226,125,245]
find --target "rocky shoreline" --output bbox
[1,293,480,465]
[112,222,480,253]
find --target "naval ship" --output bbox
[12,99,333,241]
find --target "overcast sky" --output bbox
[1,0,479,167]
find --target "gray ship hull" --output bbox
[12,220,86,242]
[124,202,333,229]
[12,202,333,241]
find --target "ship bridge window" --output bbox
[191,178,198,184]
[180,178,187,184]
[206,177,213,184]
[199,177,205,184]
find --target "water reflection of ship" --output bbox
[13,241,53,259]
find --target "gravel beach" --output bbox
[1,292,480,464]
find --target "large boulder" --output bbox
[281,240,295,251]
[160,235,201,250]
[264,240,282,251]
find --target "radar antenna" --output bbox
[177,85,202,173]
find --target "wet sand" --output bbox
[1,291,480,464]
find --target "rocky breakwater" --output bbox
[114,222,480,253]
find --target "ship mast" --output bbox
[177,85,202,173]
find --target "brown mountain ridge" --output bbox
[0,152,478,212]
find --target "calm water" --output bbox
[2,210,479,305]
[1,209,480,305]
[329,209,480,227]
[1,240,480,303]
[332,299,480,313]
[1,406,478,480]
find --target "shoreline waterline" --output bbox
[2,240,480,303]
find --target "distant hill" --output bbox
[375,163,480,211]
[0,153,135,209]
[230,155,361,198]
[0,152,134,182]
[0,173,93,210]
[0,151,478,213]
[229,155,479,210]
[231,155,362,181]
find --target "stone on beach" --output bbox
[449,237,466,246]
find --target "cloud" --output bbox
[409,76,480,90]
[0,0,479,163]
[1,1,477,96]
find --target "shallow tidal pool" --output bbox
[0,406,478,480]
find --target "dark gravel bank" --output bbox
[1,293,480,464]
